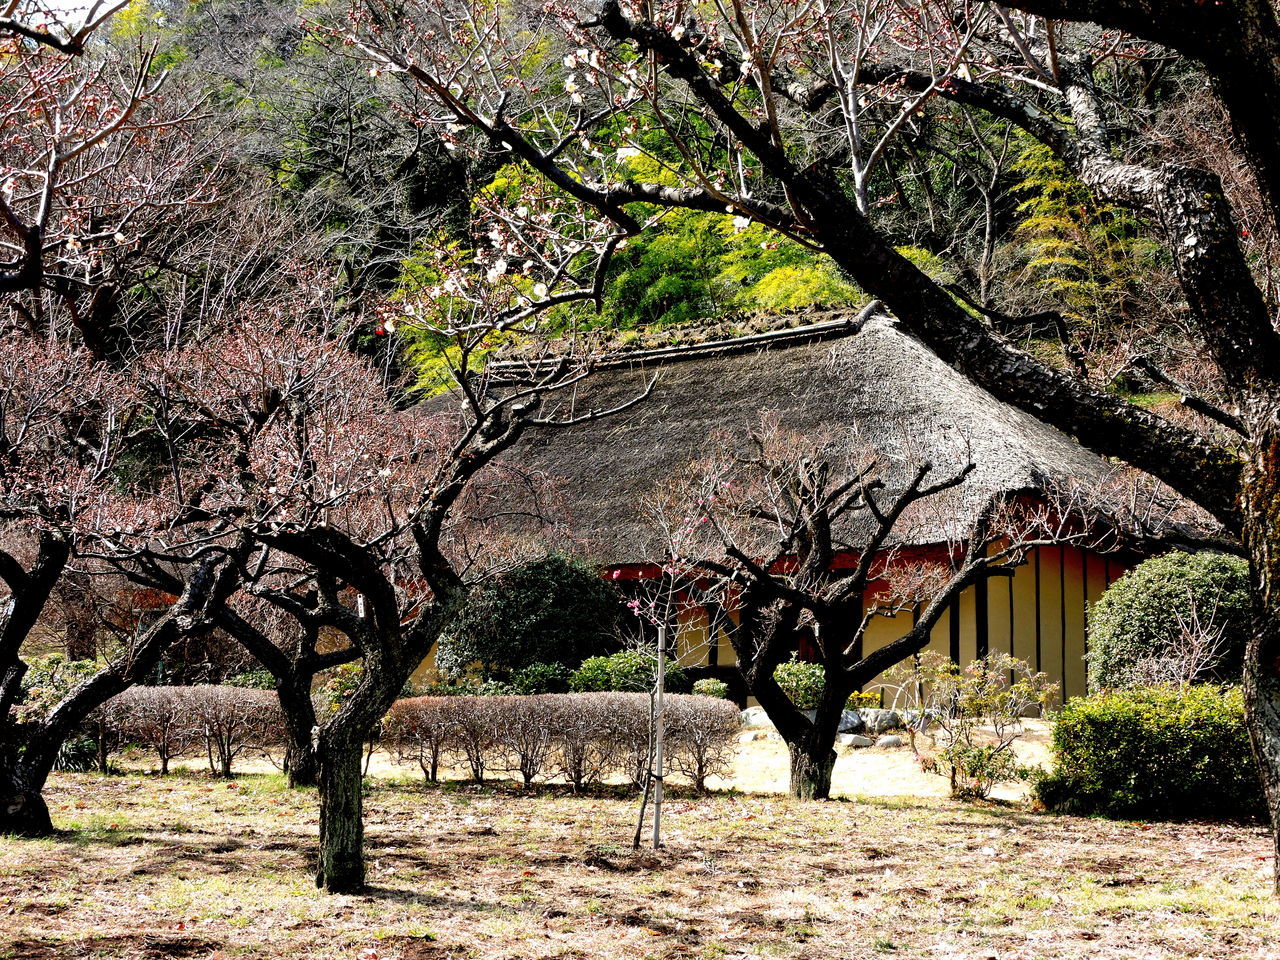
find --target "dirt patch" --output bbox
[4,934,217,959]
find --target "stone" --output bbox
[837,733,874,748]
[737,731,765,744]
[838,710,865,733]
[860,708,903,733]
[876,734,905,748]
[740,706,774,728]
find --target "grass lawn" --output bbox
[1,765,1277,960]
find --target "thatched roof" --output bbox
[471,310,1208,564]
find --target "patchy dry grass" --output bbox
[1,766,1277,960]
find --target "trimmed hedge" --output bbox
[1034,685,1264,820]
[93,686,739,791]
[384,692,739,791]
[100,685,285,777]
[1087,552,1250,690]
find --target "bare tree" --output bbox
[646,417,1095,798]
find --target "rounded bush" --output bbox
[569,650,690,694]
[1087,552,1250,690]
[437,555,624,679]
[1033,685,1264,820]
[692,678,730,699]
[773,656,824,710]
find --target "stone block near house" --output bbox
[860,708,903,733]
[741,706,774,728]
[838,710,865,733]
[876,734,906,748]
[838,733,874,748]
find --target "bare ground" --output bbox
[1,739,1276,960]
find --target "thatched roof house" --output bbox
[498,309,1170,559]
[465,308,1212,700]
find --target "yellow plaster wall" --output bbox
[675,605,710,668]
[408,547,1122,700]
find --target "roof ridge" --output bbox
[488,300,887,376]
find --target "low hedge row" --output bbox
[1034,684,1264,820]
[384,692,740,791]
[92,686,740,790]
[95,685,285,777]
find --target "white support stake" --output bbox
[653,620,666,849]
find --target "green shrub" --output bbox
[1033,685,1264,820]
[692,678,730,699]
[418,678,513,697]
[569,650,690,694]
[1087,552,1250,690]
[887,653,1055,799]
[773,655,824,710]
[16,654,98,724]
[226,669,277,690]
[437,555,624,679]
[509,662,572,695]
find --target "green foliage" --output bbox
[436,555,625,680]
[710,221,863,316]
[17,654,98,724]
[317,662,364,716]
[691,678,730,700]
[1087,552,1251,690]
[226,669,277,690]
[601,209,729,328]
[568,650,690,694]
[772,655,825,711]
[53,736,99,773]
[888,652,1056,799]
[590,154,863,329]
[1034,685,1264,820]
[1012,138,1158,326]
[110,0,188,71]
[417,678,514,697]
[508,662,573,695]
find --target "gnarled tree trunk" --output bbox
[787,737,837,801]
[280,676,320,789]
[1243,416,1280,894]
[315,725,366,893]
[0,751,53,836]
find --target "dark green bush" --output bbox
[509,662,572,695]
[1034,685,1264,820]
[437,555,624,679]
[569,650,690,694]
[417,678,513,697]
[1087,552,1250,690]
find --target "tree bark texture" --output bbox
[1244,415,1280,894]
[788,740,837,801]
[315,728,365,893]
[279,677,319,789]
